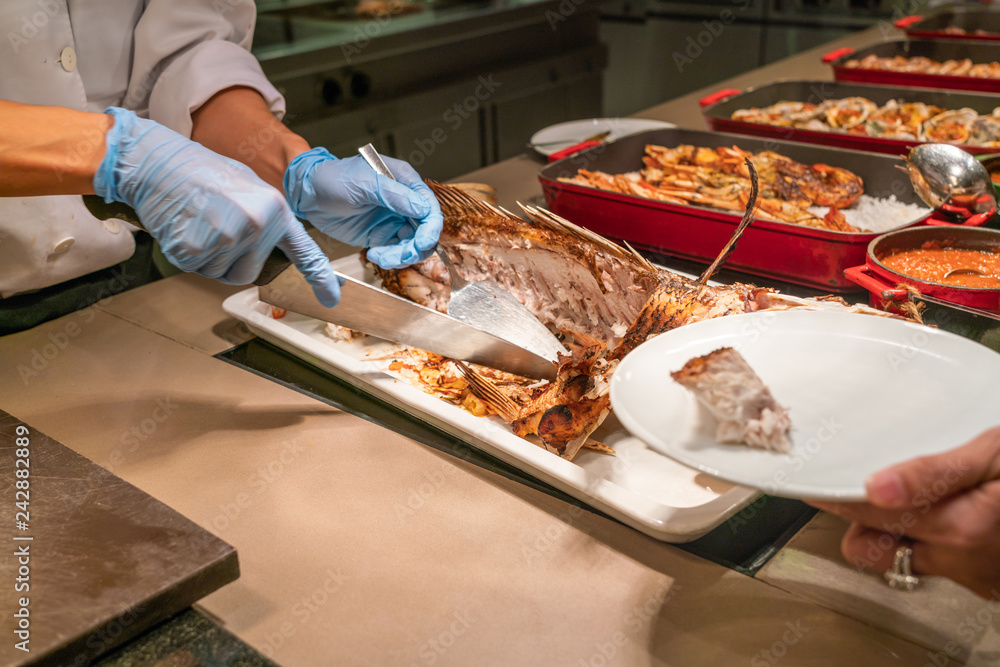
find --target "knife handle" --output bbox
[255,247,292,286]
[82,195,145,230]
[82,194,291,286]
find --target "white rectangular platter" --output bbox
[222,254,759,542]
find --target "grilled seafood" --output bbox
[844,54,1000,79]
[732,97,1000,146]
[824,96,877,130]
[921,108,978,144]
[941,27,999,37]
[367,178,896,460]
[866,101,940,140]
[559,144,865,232]
[731,101,823,126]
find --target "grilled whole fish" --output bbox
[369,180,897,460]
[372,184,660,345]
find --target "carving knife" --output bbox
[82,195,559,380]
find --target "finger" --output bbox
[808,500,895,530]
[366,238,432,269]
[839,524,942,586]
[411,197,444,253]
[807,501,925,541]
[278,224,342,307]
[380,155,425,188]
[372,175,433,220]
[840,522,904,573]
[810,487,1000,548]
[865,426,1000,509]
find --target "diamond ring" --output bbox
[884,544,920,591]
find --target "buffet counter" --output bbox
[2,22,999,667]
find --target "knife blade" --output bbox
[83,195,558,379]
[258,264,558,380]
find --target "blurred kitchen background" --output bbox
[253,0,928,181]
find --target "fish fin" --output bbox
[453,360,521,422]
[582,439,616,455]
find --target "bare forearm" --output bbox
[0,100,113,196]
[190,86,310,191]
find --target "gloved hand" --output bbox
[93,107,343,307]
[283,147,443,269]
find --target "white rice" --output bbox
[807,195,932,234]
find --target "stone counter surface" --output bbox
[2,22,999,667]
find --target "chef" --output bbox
[0,1,442,333]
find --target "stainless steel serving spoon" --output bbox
[902,143,998,219]
[902,144,998,280]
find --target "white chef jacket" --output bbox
[0,0,285,297]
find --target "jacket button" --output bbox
[60,46,77,72]
[52,237,75,254]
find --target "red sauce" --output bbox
[882,245,1000,288]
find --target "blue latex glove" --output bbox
[283,147,443,269]
[93,107,343,307]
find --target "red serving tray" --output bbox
[896,7,1000,42]
[700,80,1000,156]
[537,128,970,292]
[825,40,1000,94]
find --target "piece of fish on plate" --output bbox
[671,347,792,453]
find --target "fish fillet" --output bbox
[670,347,792,453]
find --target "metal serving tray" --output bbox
[824,39,1000,93]
[896,6,1000,42]
[700,79,1000,156]
[538,127,933,291]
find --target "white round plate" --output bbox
[610,310,1000,500]
[529,118,676,156]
